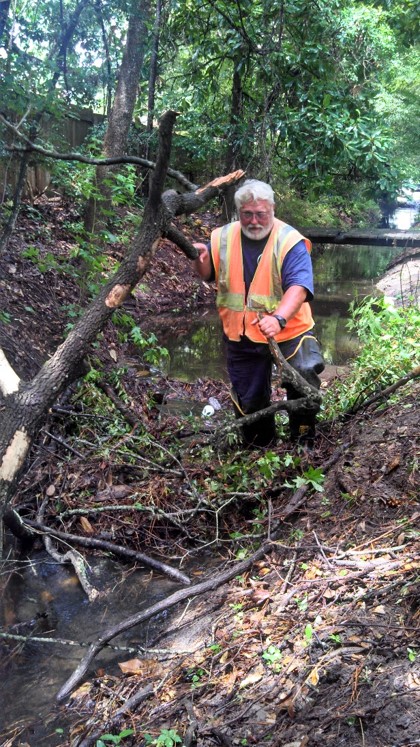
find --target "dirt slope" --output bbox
[0,199,419,747]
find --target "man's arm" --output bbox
[252,239,314,339]
[192,242,213,281]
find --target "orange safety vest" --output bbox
[211,218,314,344]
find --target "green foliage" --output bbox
[186,666,207,689]
[128,324,169,367]
[1,0,418,216]
[143,729,182,747]
[256,451,282,480]
[322,297,420,416]
[304,624,314,645]
[407,647,417,663]
[103,165,140,207]
[96,728,134,747]
[262,644,282,672]
[284,467,325,493]
[0,310,12,324]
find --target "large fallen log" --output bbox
[298,227,420,248]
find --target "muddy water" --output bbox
[0,550,182,745]
[156,243,405,380]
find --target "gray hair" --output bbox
[234,179,275,209]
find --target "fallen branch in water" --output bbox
[56,540,276,701]
[3,509,191,586]
[38,498,101,601]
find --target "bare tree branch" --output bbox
[0,113,199,191]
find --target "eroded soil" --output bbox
[0,199,419,747]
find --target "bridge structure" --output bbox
[299,227,420,248]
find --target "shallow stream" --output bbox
[155,242,407,381]
[0,552,182,745]
[1,211,418,745]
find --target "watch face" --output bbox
[275,315,286,328]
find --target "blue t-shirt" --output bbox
[208,233,314,299]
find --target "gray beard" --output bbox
[241,223,273,241]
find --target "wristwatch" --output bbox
[272,314,287,329]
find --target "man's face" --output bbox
[239,199,274,240]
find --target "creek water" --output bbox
[1,210,418,745]
[156,241,408,382]
[0,551,183,745]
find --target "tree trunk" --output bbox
[145,0,162,160]
[94,0,113,117]
[222,65,244,222]
[84,0,152,234]
[0,110,244,552]
[0,0,11,43]
[0,0,90,253]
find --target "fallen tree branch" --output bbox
[348,365,420,415]
[191,395,320,449]
[0,631,156,656]
[4,510,191,585]
[0,113,199,192]
[38,497,101,601]
[56,541,278,701]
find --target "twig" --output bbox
[40,429,85,458]
[313,530,334,569]
[0,631,143,654]
[348,366,420,415]
[0,632,86,647]
[38,499,101,601]
[183,699,198,747]
[19,514,192,586]
[75,684,154,747]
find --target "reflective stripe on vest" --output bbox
[211,218,314,343]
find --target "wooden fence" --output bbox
[0,108,104,200]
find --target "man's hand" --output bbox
[192,242,212,280]
[193,243,209,263]
[252,314,281,339]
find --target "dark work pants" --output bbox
[226,333,325,447]
[226,337,276,447]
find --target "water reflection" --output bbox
[0,552,180,745]
[156,243,404,378]
[156,314,227,382]
[389,206,419,230]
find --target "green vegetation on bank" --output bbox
[321,296,420,417]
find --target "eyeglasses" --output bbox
[240,210,271,221]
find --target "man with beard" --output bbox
[193,179,324,447]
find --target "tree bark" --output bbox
[145,0,162,160]
[84,0,152,234]
[222,65,244,222]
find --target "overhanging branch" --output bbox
[0,113,198,191]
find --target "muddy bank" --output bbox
[1,200,419,747]
[376,255,420,307]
